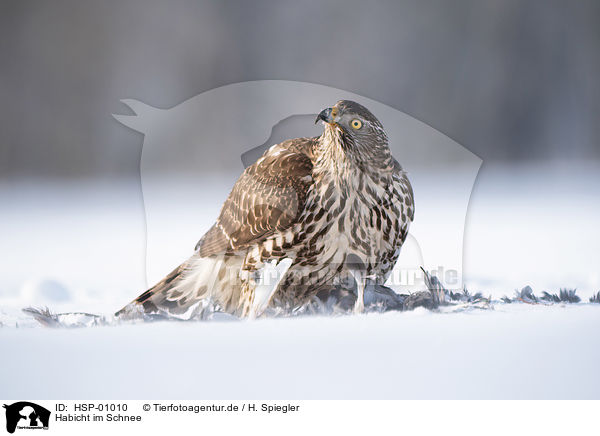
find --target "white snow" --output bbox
[1,304,599,399]
[1,163,599,398]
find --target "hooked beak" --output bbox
[315,107,333,124]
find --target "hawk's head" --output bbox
[316,100,390,164]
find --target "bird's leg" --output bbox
[248,258,293,318]
[346,254,366,314]
[350,269,365,314]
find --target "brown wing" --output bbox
[195,139,316,256]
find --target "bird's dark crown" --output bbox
[334,100,380,125]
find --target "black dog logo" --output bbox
[3,402,50,434]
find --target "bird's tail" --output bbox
[115,254,240,319]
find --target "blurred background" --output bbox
[1,0,600,178]
[1,0,599,315]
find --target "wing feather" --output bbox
[196,138,316,256]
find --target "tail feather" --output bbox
[115,254,229,319]
[115,253,295,320]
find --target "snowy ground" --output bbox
[1,304,599,399]
[1,162,599,398]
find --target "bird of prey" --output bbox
[116,100,414,319]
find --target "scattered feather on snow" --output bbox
[515,285,538,303]
[14,273,595,329]
[502,286,582,305]
[22,307,107,328]
[541,289,581,303]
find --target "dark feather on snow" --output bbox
[420,267,490,307]
[541,289,580,303]
[590,292,600,304]
[420,267,445,307]
[448,287,484,303]
[514,286,538,303]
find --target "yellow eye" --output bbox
[350,119,362,129]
